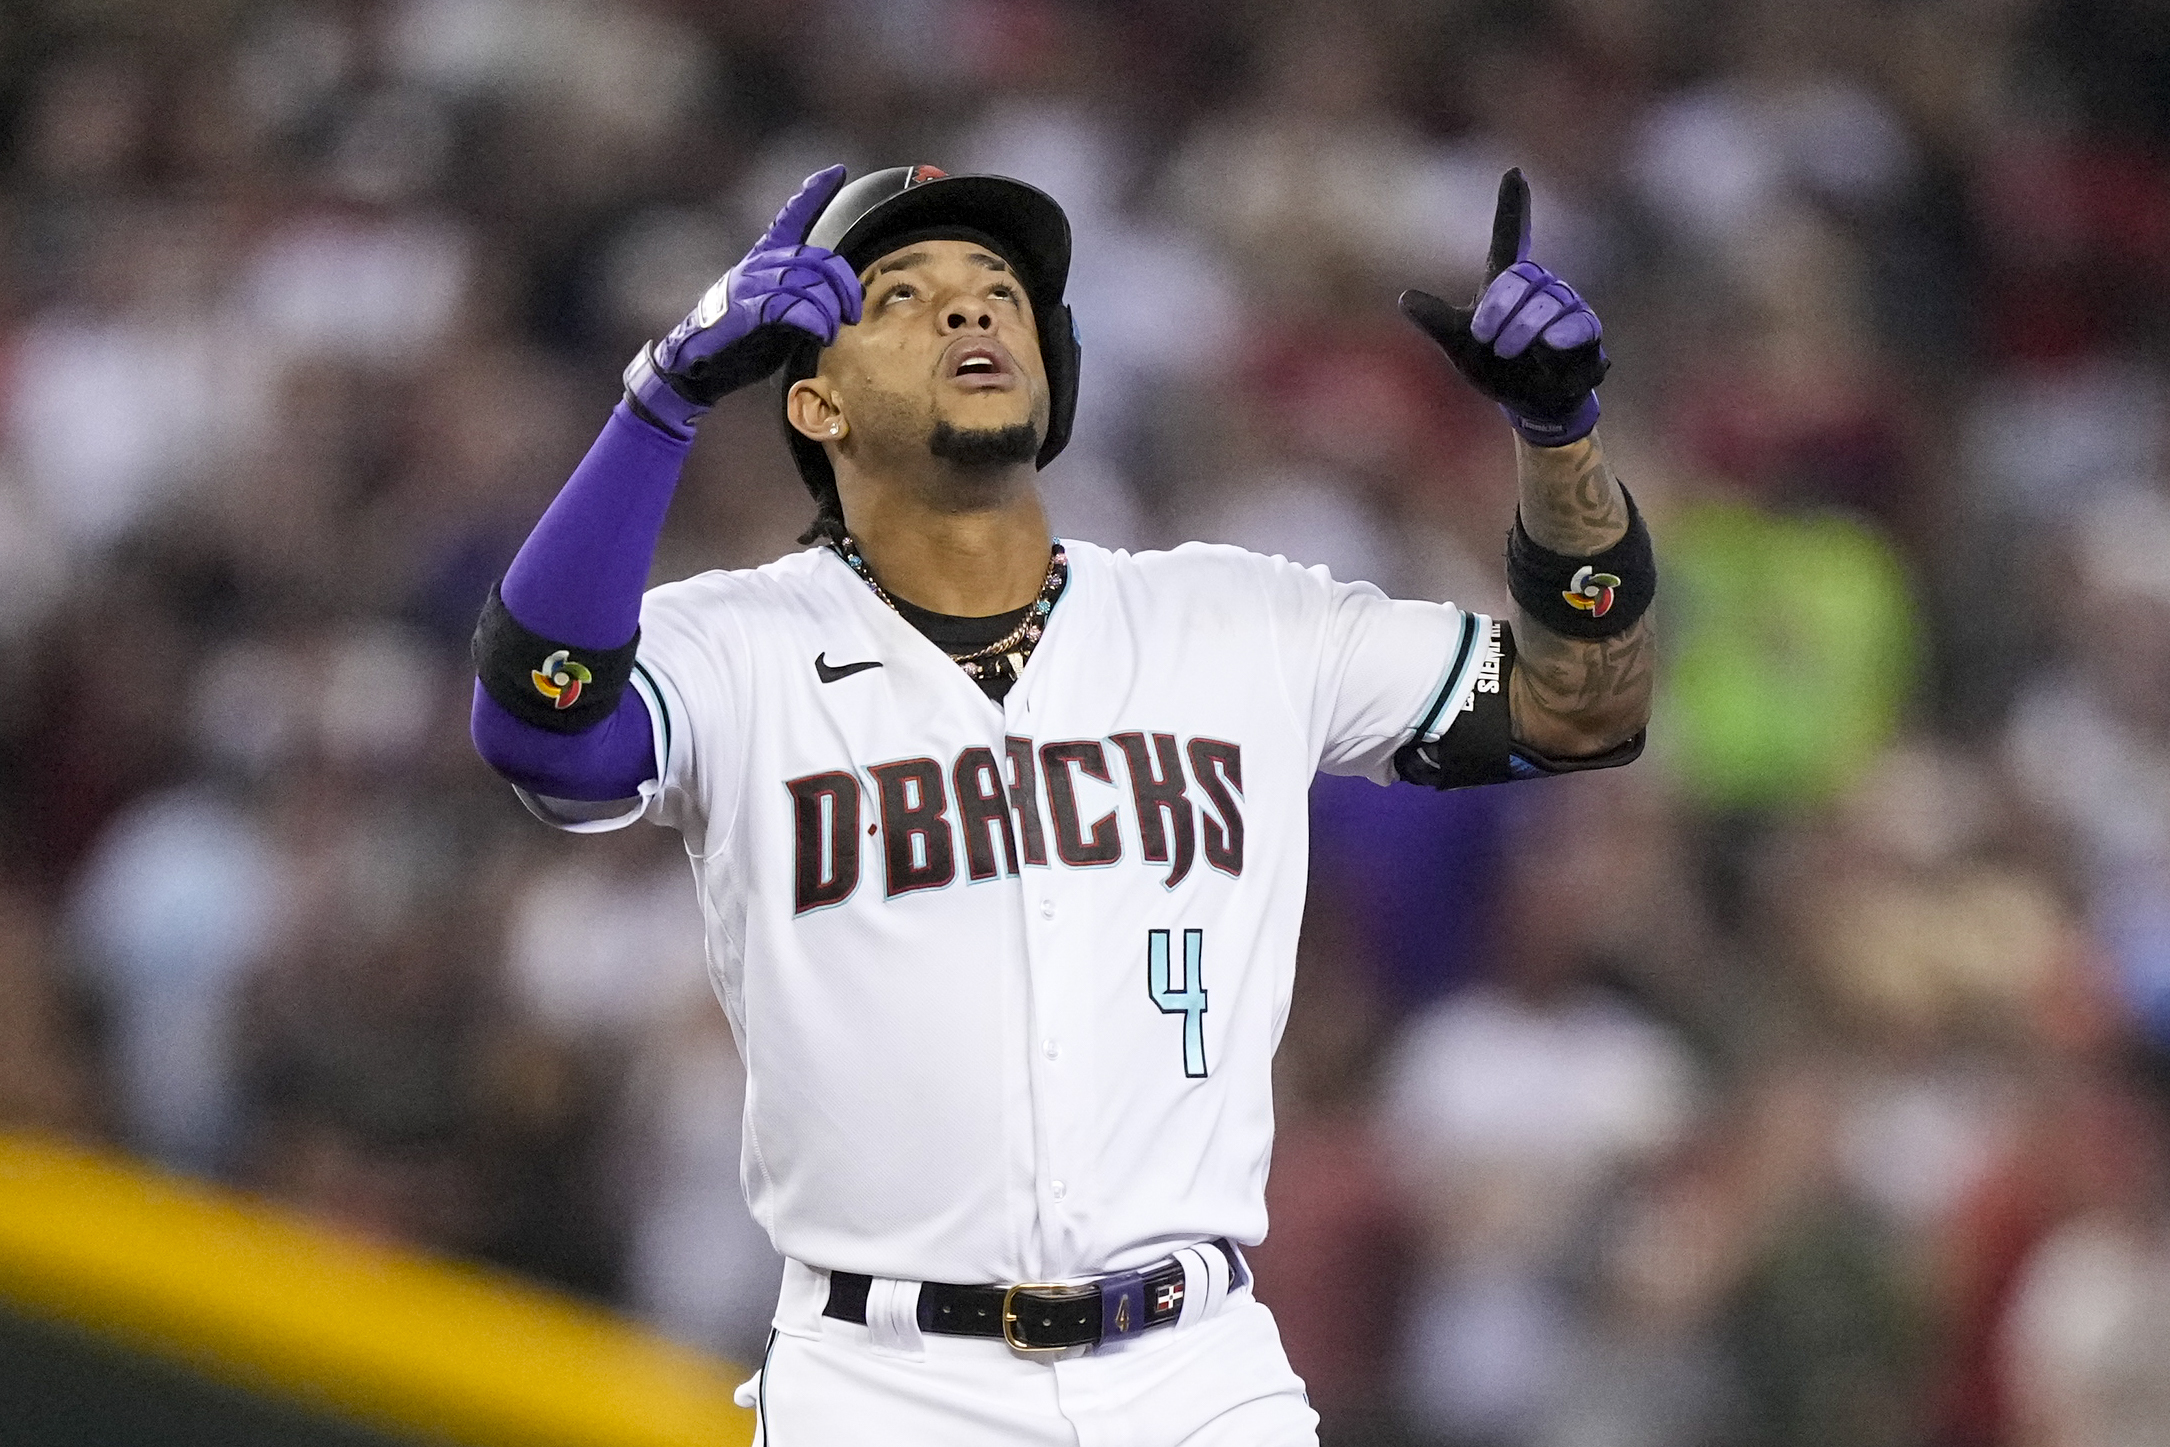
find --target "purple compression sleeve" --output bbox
[470,401,687,800]
[503,400,687,643]
[472,680,656,801]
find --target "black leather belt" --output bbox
[823,1239,1248,1354]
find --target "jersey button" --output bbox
[1042,1039,1059,1060]
[1050,1180,1066,1201]
[1039,899,1056,919]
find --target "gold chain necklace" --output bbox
[831,535,1068,684]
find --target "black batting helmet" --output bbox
[781,164,1080,503]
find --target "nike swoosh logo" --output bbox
[815,652,883,684]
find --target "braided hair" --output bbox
[780,334,848,547]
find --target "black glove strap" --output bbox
[472,583,640,735]
[675,323,810,403]
[1507,485,1654,640]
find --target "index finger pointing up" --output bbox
[759,165,850,251]
[1486,168,1532,281]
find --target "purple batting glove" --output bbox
[623,165,864,439]
[1399,169,1609,447]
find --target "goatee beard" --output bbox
[928,420,1040,469]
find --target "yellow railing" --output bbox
[0,1132,755,1446]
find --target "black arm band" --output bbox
[1398,617,1515,789]
[1395,619,1647,789]
[472,583,640,735]
[1507,484,1655,639]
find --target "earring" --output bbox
[829,423,841,436]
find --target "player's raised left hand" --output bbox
[624,165,865,439]
[1400,169,1609,447]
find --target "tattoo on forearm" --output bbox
[1510,615,1654,755]
[1503,431,1652,755]
[1518,435,1627,555]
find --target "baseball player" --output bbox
[471,163,1652,1442]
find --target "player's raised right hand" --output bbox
[623,166,864,439]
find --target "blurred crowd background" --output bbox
[4,0,2170,1443]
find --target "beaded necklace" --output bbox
[831,534,1069,687]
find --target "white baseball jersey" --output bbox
[521,538,1489,1287]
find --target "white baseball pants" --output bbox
[735,1250,1319,1445]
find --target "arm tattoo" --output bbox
[1510,615,1653,756]
[1506,434,1654,756]
[1517,434,1628,554]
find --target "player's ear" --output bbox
[786,376,848,444]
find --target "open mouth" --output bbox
[944,340,1017,389]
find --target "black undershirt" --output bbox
[891,596,1033,700]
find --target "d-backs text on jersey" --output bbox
[788,734,1244,912]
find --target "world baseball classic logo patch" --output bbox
[1562,565,1620,617]
[530,649,593,710]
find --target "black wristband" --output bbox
[1507,485,1655,639]
[472,583,640,735]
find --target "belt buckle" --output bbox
[1001,1281,1095,1355]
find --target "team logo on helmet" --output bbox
[531,649,592,710]
[1563,565,1621,616]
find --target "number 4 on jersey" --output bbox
[1147,929,1209,1078]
